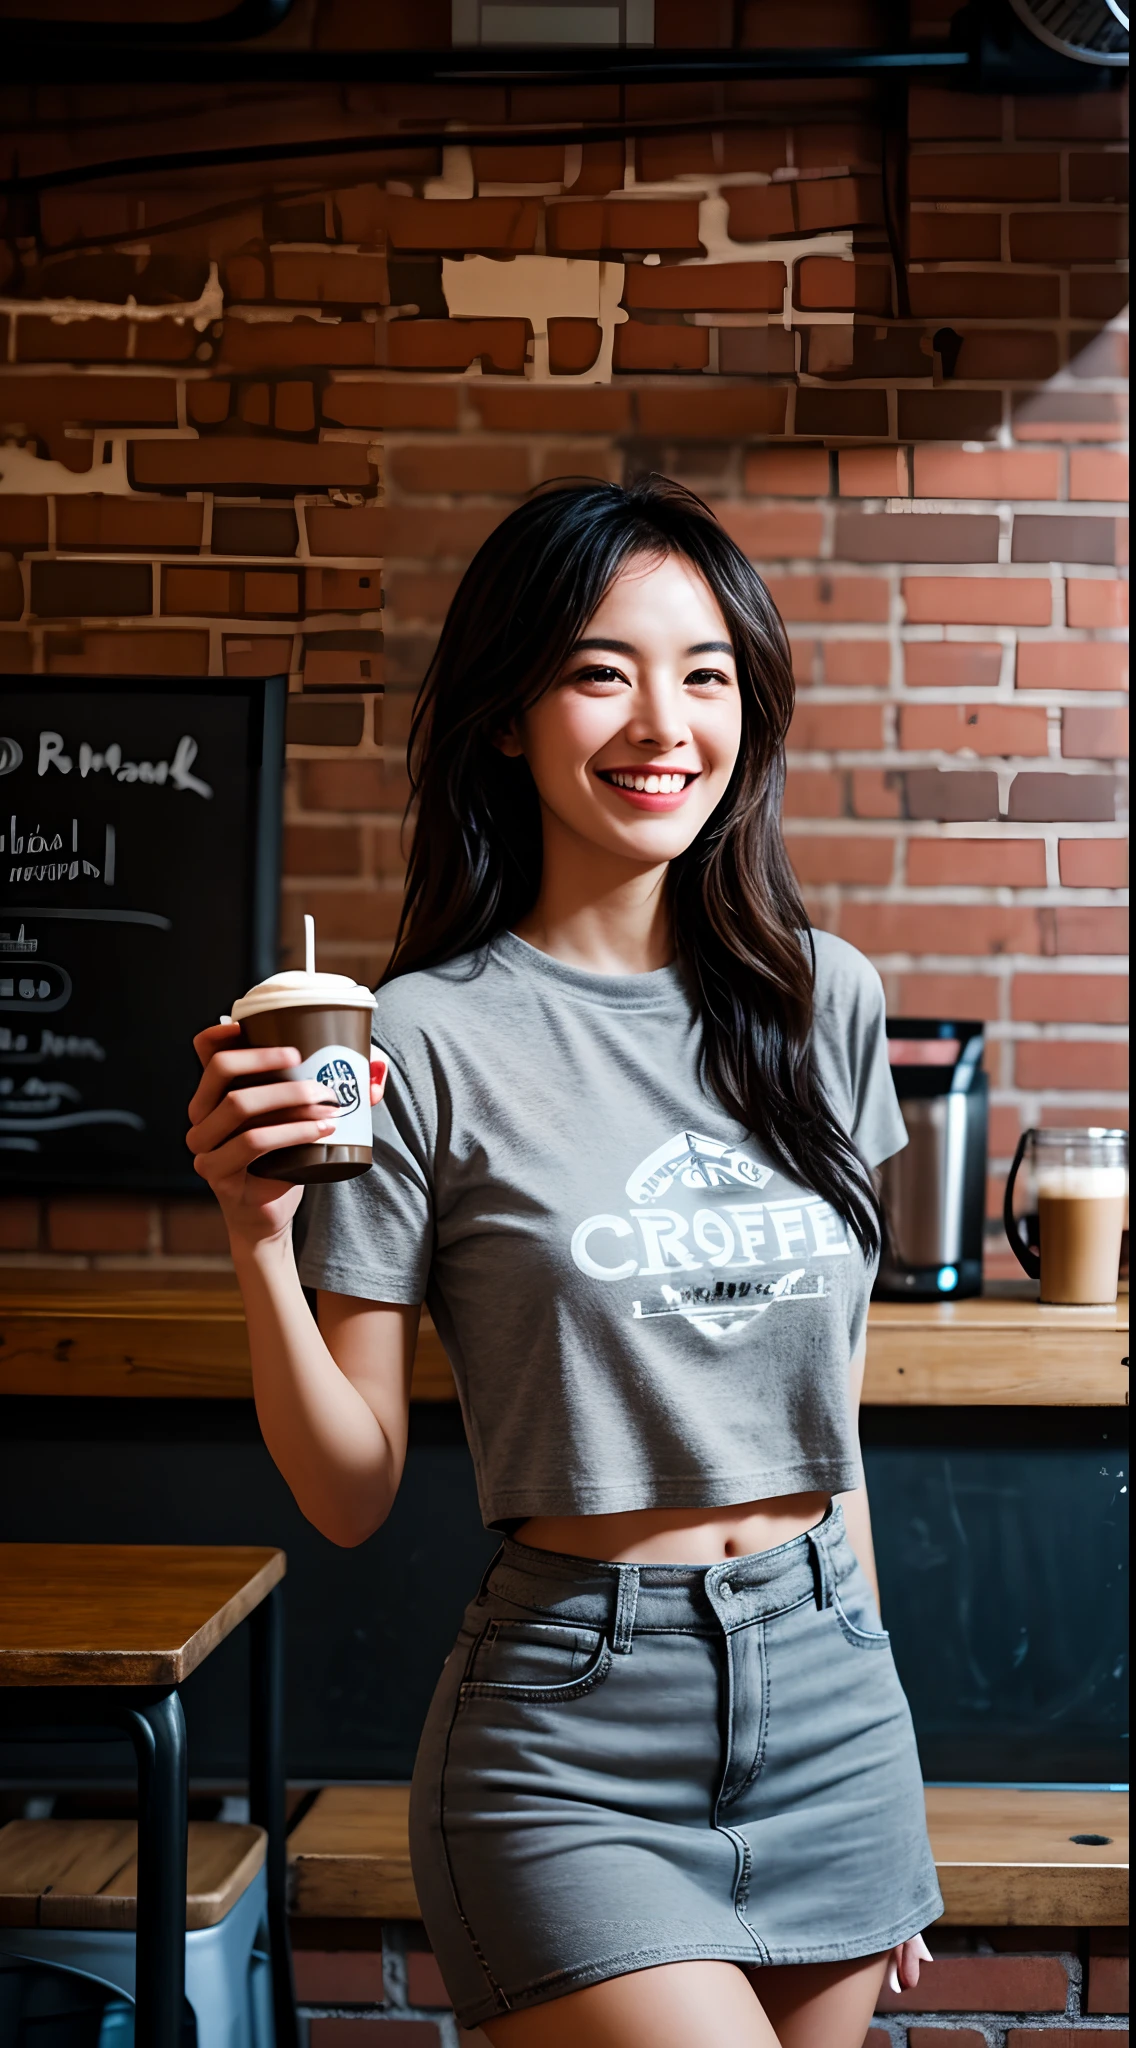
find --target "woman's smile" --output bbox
[594,764,700,811]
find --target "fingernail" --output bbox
[318,1118,337,1132]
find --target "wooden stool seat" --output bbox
[0,1819,266,1932]
[286,1783,1129,1926]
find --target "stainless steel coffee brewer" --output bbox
[873,1019,988,1300]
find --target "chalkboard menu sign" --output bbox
[0,678,285,1192]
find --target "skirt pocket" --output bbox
[460,1618,612,1704]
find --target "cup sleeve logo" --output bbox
[316,1056,361,1115]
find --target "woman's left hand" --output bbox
[886,1933,933,1994]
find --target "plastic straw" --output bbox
[304,913,316,976]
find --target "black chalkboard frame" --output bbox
[0,674,285,1195]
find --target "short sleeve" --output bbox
[849,974,908,1170]
[295,1049,434,1305]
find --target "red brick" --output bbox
[247,571,301,616]
[388,444,529,495]
[0,631,33,672]
[905,769,1001,820]
[788,704,884,750]
[896,973,1002,1022]
[765,575,889,623]
[280,884,403,946]
[909,271,1061,318]
[792,122,877,171]
[904,643,1004,689]
[722,183,796,240]
[1017,642,1129,692]
[1070,151,1130,201]
[161,1203,232,1257]
[388,319,529,373]
[1014,514,1122,565]
[1066,578,1128,627]
[16,315,126,361]
[275,251,389,303]
[624,262,785,311]
[186,381,231,425]
[1059,839,1128,887]
[898,393,1003,443]
[1070,271,1131,319]
[1008,772,1116,821]
[1063,705,1129,758]
[838,448,908,497]
[1087,1932,1130,2016]
[913,447,1060,500]
[406,1950,450,2006]
[383,568,462,621]
[536,443,622,485]
[0,497,48,546]
[275,383,316,433]
[795,257,892,312]
[1016,1040,1129,1090]
[988,1101,1025,1153]
[1010,211,1129,262]
[909,152,1060,200]
[1015,91,1130,137]
[907,838,1046,886]
[909,213,1001,260]
[221,321,379,369]
[132,440,377,492]
[837,514,999,564]
[712,506,824,559]
[862,2033,890,2048]
[56,498,204,551]
[796,175,882,232]
[900,704,1048,756]
[782,768,843,817]
[291,1950,386,2002]
[634,387,788,437]
[224,636,293,678]
[842,904,1042,955]
[301,759,411,812]
[1014,390,1127,443]
[48,1198,152,1254]
[322,383,460,429]
[795,390,889,439]
[961,330,1062,381]
[1039,1102,1130,1129]
[0,1199,41,1251]
[1070,450,1129,502]
[284,825,364,876]
[903,578,1052,626]
[745,447,829,496]
[387,197,537,252]
[822,641,890,686]
[1012,973,1128,1023]
[909,87,1003,138]
[851,769,902,818]
[45,629,209,676]
[239,384,271,429]
[163,567,234,617]
[1004,2035,1119,2048]
[614,322,709,372]
[305,507,385,557]
[787,834,895,884]
[1054,905,1129,952]
[471,387,631,432]
[547,200,702,256]
[908,2031,988,2048]
[547,319,602,374]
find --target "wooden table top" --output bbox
[0,1271,1128,1405]
[0,1543,285,1687]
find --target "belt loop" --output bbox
[475,1543,504,1605]
[807,1524,834,1612]
[611,1565,640,1653]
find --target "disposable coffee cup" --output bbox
[230,918,378,1185]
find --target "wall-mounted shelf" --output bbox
[0,1272,1127,1406]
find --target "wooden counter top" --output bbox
[0,1271,1127,1405]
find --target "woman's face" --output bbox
[500,551,744,870]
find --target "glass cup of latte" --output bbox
[1004,1127,1129,1305]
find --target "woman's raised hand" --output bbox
[186,1021,385,1247]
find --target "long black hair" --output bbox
[385,476,882,1258]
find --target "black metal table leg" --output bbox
[249,1583,299,2048]
[122,1689,188,2048]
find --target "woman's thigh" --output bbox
[479,1959,779,2048]
[746,1952,890,2048]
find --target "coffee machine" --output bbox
[873,1018,988,1300]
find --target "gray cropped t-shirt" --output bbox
[298,928,907,1530]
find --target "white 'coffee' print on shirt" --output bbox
[570,1129,851,1341]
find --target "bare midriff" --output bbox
[515,1491,831,1565]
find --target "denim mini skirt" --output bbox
[409,1504,943,2032]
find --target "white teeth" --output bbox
[605,770,688,793]
[645,774,660,793]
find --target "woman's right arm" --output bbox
[187,1021,418,1548]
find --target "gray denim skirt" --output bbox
[409,1504,943,2031]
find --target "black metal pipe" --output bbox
[123,1691,188,2048]
[249,1583,300,2048]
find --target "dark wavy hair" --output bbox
[385,476,882,1257]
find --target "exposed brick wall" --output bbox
[290,1923,1129,2043]
[0,25,1127,1270]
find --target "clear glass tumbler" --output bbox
[1004,1127,1129,1306]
